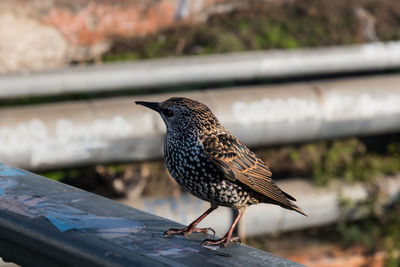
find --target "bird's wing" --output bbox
[201,132,295,207]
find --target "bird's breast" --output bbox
[163,133,253,207]
[164,135,220,192]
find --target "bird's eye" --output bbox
[163,109,174,117]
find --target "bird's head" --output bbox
[135,97,220,133]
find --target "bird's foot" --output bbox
[164,226,215,237]
[201,236,241,248]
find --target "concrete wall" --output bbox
[0,0,240,73]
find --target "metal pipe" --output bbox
[122,175,400,237]
[1,74,400,170]
[1,42,400,99]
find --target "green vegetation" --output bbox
[243,134,400,265]
[103,12,357,62]
[336,194,400,266]
[41,170,68,181]
[309,139,400,185]
[103,1,400,62]
[256,136,400,186]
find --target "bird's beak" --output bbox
[135,101,161,112]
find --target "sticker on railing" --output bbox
[0,163,27,177]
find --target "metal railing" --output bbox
[0,163,303,266]
[1,42,400,99]
[1,74,400,170]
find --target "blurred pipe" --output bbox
[123,175,400,237]
[1,74,400,170]
[1,42,400,99]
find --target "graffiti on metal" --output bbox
[0,116,134,167]
[322,93,400,120]
[232,97,319,125]
[232,92,400,126]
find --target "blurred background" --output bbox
[1,0,400,266]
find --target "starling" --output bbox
[136,97,306,247]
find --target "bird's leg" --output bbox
[202,206,245,247]
[164,205,218,237]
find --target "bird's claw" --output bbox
[202,236,241,248]
[202,227,216,236]
[191,227,216,236]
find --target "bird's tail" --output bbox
[280,189,308,216]
[262,196,308,216]
[288,202,308,217]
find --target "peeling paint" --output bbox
[45,212,144,233]
[94,227,142,239]
[0,191,144,235]
[0,176,17,196]
[152,247,198,256]
[0,164,27,177]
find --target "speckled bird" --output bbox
[136,97,307,247]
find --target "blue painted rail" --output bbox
[0,163,303,266]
